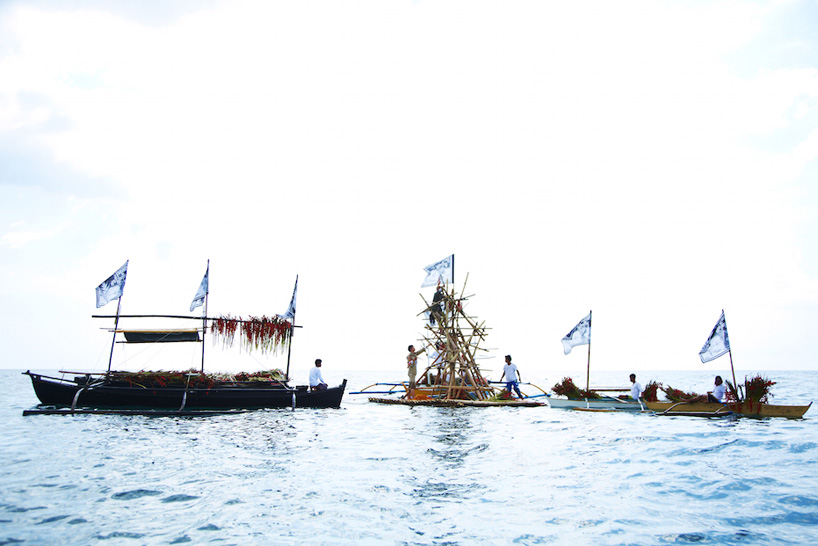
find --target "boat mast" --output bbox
[585,310,592,395]
[106,296,124,376]
[200,260,210,373]
[724,309,738,400]
[284,275,298,382]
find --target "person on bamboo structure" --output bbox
[407,344,426,398]
[629,374,643,401]
[309,359,328,391]
[500,355,523,399]
[424,341,445,384]
[429,286,445,326]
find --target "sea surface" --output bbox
[3,368,818,545]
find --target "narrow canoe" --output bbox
[547,397,643,411]
[645,400,811,419]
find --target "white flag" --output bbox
[95,261,128,308]
[562,312,591,355]
[421,254,454,287]
[279,276,298,320]
[190,262,209,312]
[699,310,730,363]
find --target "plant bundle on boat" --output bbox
[104,368,288,389]
[642,380,662,402]
[727,374,775,404]
[660,386,700,402]
[551,377,600,400]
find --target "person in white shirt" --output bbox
[309,359,328,391]
[500,355,523,399]
[629,373,643,400]
[707,375,726,403]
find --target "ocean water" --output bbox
[3,368,817,545]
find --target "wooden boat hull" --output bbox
[645,401,811,419]
[369,397,545,407]
[25,372,346,410]
[547,397,643,411]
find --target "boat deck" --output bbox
[22,407,253,417]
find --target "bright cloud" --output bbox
[1,0,817,379]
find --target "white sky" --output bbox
[1,0,817,382]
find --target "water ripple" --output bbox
[4,369,818,545]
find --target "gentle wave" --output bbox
[2,370,817,545]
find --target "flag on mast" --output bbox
[95,261,128,308]
[421,254,454,287]
[190,262,209,312]
[562,313,591,355]
[699,310,730,363]
[279,276,298,320]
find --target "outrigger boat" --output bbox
[548,314,644,412]
[646,400,811,419]
[644,311,811,419]
[23,262,346,415]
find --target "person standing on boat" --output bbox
[407,344,426,398]
[310,359,328,391]
[707,375,726,403]
[629,374,643,400]
[500,355,523,399]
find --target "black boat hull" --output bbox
[25,372,346,410]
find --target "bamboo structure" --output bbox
[410,278,496,401]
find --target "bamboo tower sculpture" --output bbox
[413,278,496,401]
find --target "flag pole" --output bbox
[285,275,298,382]
[722,309,738,400]
[728,348,738,401]
[106,296,123,376]
[585,310,592,394]
[200,260,209,373]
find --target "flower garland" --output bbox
[210,314,292,355]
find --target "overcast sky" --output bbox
[2,0,817,383]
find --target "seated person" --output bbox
[309,359,328,391]
[707,375,726,403]
[629,373,643,400]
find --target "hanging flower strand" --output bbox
[211,314,291,355]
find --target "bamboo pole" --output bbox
[106,297,123,376]
[200,260,209,373]
[728,349,739,401]
[585,310,593,394]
